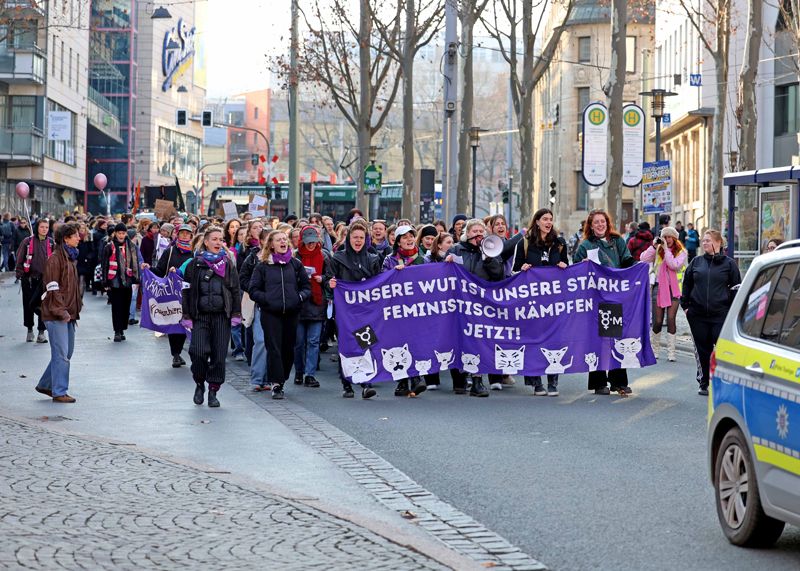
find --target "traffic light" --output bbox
[502,188,509,204]
[251,153,259,166]
[201,110,213,127]
[176,109,187,126]
[549,178,557,205]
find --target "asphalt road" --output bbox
[284,349,800,571]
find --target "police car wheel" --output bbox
[714,427,785,547]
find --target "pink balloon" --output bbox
[15,182,30,199]
[93,173,108,191]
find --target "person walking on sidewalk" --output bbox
[293,225,330,389]
[15,218,53,343]
[249,230,311,400]
[181,226,242,408]
[101,223,140,342]
[640,227,687,362]
[238,227,271,391]
[513,208,569,396]
[150,224,195,368]
[681,230,741,396]
[327,221,383,399]
[35,223,83,403]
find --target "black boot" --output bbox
[207,389,220,408]
[394,379,409,397]
[410,377,427,397]
[172,355,182,368]
[114,332,123,342]
[193,383,205,405]
[470,377,489,397]
[272,384,285,399]
[361,384,376,399]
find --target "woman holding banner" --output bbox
[181,226,242,408]
[423,232,456,391]
[513,208,569,396]
[326,221,383,399]
[150,224,195,368]
[248,230,311,400]
[383,225,428,398]
[573,210,634,396]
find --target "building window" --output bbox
[157,127,201,182]
[578,37,591,63]
[775,83,799,136]
[52,35,56,75]
[45,100,76,166]
[626,36,636,73]
[68,48,72,87]
[254,106,259,120]
[577,87,590,135]
[60,41,64,82]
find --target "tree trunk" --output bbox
[738,0,761,171]
[357,0,372,215]
[604,0,626,229]
[401,0,416,222]
[708,4,730,231]
[457,9,475,217]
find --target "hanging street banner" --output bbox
[581,102,609,186]
[622,104,645,187]
[139,269,185,334]
[642,160,672,215]
[334,262,655,384]
[364,163,382,194]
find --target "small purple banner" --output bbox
[333,262,655,384]
[139,268,185,335]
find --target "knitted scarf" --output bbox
[106,240,128,281]
[175,238,192,253]
[199,250,227,278]
[64,245,79,261]
[299,243,324,305]
[396,246,420,266]
[23,236,51,274]
[272,250,293,265]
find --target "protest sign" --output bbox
[248,194,267,215]
[333,262,654,384]
[154,199,176,220]
[139,269,185,334]
[222,201,238,221]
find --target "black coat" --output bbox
[77,239,96,276]
[451,240,504,282]
[327,242,382,282]
[153,245,193,277]
[296,249,332,321]
[681,253,741,320]
[513,236,568,270]
[13,226,31,252]
[235,246,261,292]
[249,257,311,315]
[181,256,242,319]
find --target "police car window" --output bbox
[739,265,780,338]
[761,263,799,343]
[779,263,800,349]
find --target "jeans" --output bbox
[250,307,268,386]
[0,243,10,270]
[294,320,323,378]
[37,321,75,397]
[128,284,139,320]
[231,323,245,356]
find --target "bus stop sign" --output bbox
[364,163,382,194]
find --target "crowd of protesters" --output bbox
[2,202,742,405]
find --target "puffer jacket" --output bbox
[181,256,241,319]
[681,253,741,319]
[249,257,311,315]
[41,246,83,322]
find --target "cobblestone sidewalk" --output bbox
[0,416,449,571]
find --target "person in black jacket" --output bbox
[326,221,383,399]
[148,224,194,368]
[76,223,96,296]
[681,229,741,396]
[248,230,311,400]
[448,219,504,397]
[100,223,140,342]
[15,218,53,343]
[238,228,271,391]
[181,226,242,408]
[513,208,569,396]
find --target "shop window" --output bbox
[775,83,800,136]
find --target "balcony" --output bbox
[0,46,46,85]
[87,87,123,145]
[0,125,44,165]
[2,1,45,18]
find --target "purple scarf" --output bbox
[272,250,293,265]
[199,250,227,278]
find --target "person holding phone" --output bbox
[681,230,741,396]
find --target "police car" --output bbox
[708,239,800,546]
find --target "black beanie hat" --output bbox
[420,225,438,239]
[113,223,127,233]
[452,214,467,227]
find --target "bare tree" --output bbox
[279,0,403,213]
[677,0,731,230]
[736,0,762,171]
[375,0,443,221]
[602,0,626,226]
[483,0,575,219]
[456,0,490,216]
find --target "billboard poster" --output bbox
[641,161,672,215]
[759,187,793,252]
[621,104,644,187]
[581,103,608,187]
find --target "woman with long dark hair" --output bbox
[573,210,634,396]
[514,208,569,396]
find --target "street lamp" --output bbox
[468,126,486,218]
[151,6,172,19]
[639,88,677,162]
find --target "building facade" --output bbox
[1,0,90,216]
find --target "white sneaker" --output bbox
[233,353,246,362]
[533,387,547,396]
[427,384,440,390]
[489,382,503,391]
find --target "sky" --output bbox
[205,0,291,97]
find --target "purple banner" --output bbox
[139,268,185,335]
[334,262,655,384]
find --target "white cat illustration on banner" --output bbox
[435,349,455,371]
[461,353,480,374]
[495,345,525,374]
[415,359,432,376]
[584,352,599,372]
[612,338,642,368]
[381,344,413,380]
[340,349,378,384]
[541,347,573,374]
